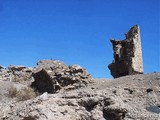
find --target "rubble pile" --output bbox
[31,60,94,93]
[0,66,10,81]
[8,65,33,82]
[0,65,33,84]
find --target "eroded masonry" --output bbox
[108,25,143,78]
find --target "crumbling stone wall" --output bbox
[108,25,143,78]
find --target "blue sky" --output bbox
[0,0,159,78]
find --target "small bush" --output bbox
[8,87,18,98]
[8,86,37,101]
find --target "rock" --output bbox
[7,65,33,82]
[0,66,7,75]
[31,60,93,93]
[0,66,11,81]
[39,92,48,101]
[31,69,61,93]
[108,25,144,78]
[22,67,33,73]
[0,65,6,71]
[8,65,27,71]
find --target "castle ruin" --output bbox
[108,25,144,78]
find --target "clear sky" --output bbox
[0,0,159,78]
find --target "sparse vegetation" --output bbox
[8,86,18,98]
[8,86,37,101]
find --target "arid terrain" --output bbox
[0,60,160,120]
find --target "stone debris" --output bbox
[0,65,33,82]
[31,60,94,93]
[8,65,27,71]
[0,66,10,81]
[9,65,33,83]
[108,25,144,78]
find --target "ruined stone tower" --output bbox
[108,25,143,78]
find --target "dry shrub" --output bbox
[16,87,37,101]
[8,86,37,101]
[8,86,18,98]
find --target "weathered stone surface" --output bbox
[108,25,144,78]
[8,65,27,71]
[0,65,6,71]
[31,60,93,93]
[0,66,9,81]
[0,66,7,74]
[0,65,33,82]
[31,69,61,93]
[9,66,33,83]
[0,73,160,120]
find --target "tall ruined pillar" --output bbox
[108,25,143,78]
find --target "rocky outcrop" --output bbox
[0,65,33,82]
[0,66,9,81]
[8,65,33,83]
[108,25,144,78]
[8,65,27,72]
[0,73,160,120]
[0,60,93,90]
[31,60,94,93]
